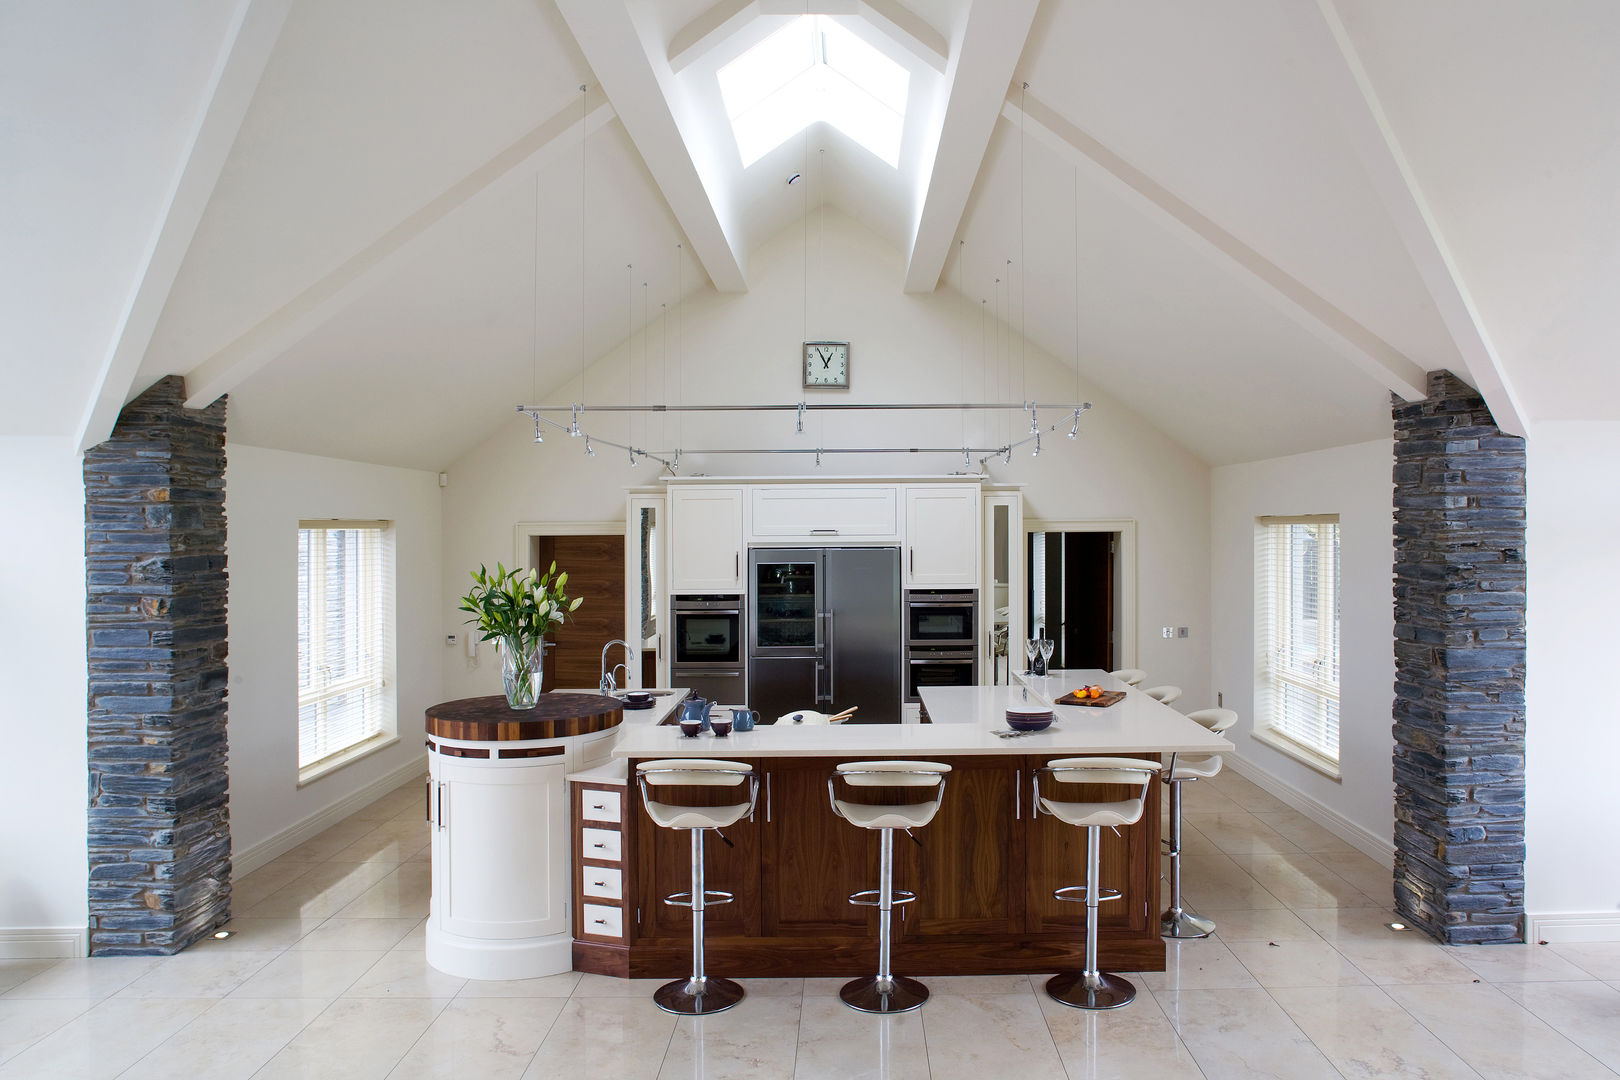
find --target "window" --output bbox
[1255,515,1341,775]
[298,521,396,778]
[717,16,910,167]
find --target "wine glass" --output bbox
[1023,638,1038,675]
[1039,637,1055,671]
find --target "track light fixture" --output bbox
[585,436,595,458]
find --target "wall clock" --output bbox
[803,341,850,388]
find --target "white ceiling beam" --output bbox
[902,0,1040,293]
[668,0,755,74]
[182,99,615,410]
[74,0,291,450]
[1007,90,1430,403]
[859,0,947,73]
[1279,0,1529,434]
[557,0,749,294]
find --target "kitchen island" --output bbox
[574,672,1232,979]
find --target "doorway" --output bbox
[529,533,625,692]
[1026,523,1132,671]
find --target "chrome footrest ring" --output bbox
[847,888,917,908]
[662,889,736,909]
[1053,885,1122,904]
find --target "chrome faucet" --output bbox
[599,639,637,695]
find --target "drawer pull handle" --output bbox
[593,918,607,925]
[591,804,606,811]
[593,880,605,886]
[592,842,606,849]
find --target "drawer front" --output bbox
[580,827,622,863]
[581,902,623,939]
[581,865,623,901]
[749,485,900,540]
[581,788,622,824]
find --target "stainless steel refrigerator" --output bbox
[747,547,902,724]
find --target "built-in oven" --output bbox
[905,590,977,649]
[904,649,978,703]
[671,595,747,706]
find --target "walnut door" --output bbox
[1023,756,1157,935]
[759,759,875,938]
[629,764,761,943]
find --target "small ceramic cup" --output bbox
[710,717,733,737]
[678,718,703,738]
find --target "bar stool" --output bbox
[1144,685,1182,705]
[1108,668,1147,687]
[636,758,759,1015]
[827,760,952,1014]
[1160,708,1238,939]
[1033,756,1160,1010]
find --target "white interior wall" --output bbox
[440,210,1211,705]
[1210,439,1397,860]
[0,438,91,954]
[225,445,442,862]
[1525,421,1620,933]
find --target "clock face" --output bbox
[803,342,850,388]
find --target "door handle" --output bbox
[826,609,836,704]
[734,552,739,579]
[1014,768,1020,821]
[909,547,914,575]
[765,773,772,823]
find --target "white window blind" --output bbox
[298,521,395,771]
[1255,516,1341,765]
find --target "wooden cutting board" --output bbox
[1054,689,1127,708]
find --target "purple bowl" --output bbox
[1006,711,1053,732]
[679,719,703,737]
[710,718,732,737]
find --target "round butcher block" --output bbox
[424,693,624,742]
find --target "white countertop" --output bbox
[607,671,1232,759]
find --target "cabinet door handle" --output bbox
[910,547,915,575]
[592,880,605,887]
[811,528,838,535]
[590,803,606,811]
[735,552,740,578]
[1014,769,1020,821]
[765,773,772,823]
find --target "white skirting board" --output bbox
[0,926,88,959]
[1223,753,1396,867]
[1525,912,1620,944]
[233,758,428,877]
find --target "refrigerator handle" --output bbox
[826,608,836,705]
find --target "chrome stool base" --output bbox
[1045,970,1137,1011]
[653,975,746,1016]
[839,974,930,1014]
[1160,908,1216,939]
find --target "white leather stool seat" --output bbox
[1038,757,1160,828]
[834,801,946,831]
[832,760,951,831]
[1037,795,1145,829]
[1108,669,1147,686]
[638,758,756,831]
[1168,754,1222,782]
[1185,708,1238,734]
[1144,685,1182,705]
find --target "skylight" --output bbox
[717,17,909,169]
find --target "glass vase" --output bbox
[500,636,543,710]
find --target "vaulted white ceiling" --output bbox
[7,0,1618,463]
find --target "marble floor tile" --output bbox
[1,956,157,1000]
[522,996,675,1080]
[1329,937,1481,986]
[1249,810,1359,854]
[0,961,58,995]
[326,827,427,869]
[1202,906,1324,942]
[114,948,278,999]
[229,948,386,1000]
[231,858,321,909]
[454,970,582,998]
[243,860,396,919]
[1447,942,1597,983]
[1037,985,1204,1079]
[1499,980,1620,1071]
[1138,938,1260,992]
[1292,905,1408,943]
[255,996,448,1079]
[1270,985,1482,1079]
[1181,812,1301,857]
[1204,773,1292,813]
[189,917,321,953]
[344,948,467,999]
[1177,853,1285,911]
[1385,982,1614,1080]
[918,994,1067,1080]
[793,994,930,1080]
[1310,849,1394,899]
[333,863,432,919]
[1157,987,1340,1080]
[1170,821,1223,855]
[117,996,329,1080]
[735,977,805,996]
[1225,939,1370,988]
[1225,851,1377,909]
[1550,941,1620,981]
[389,996,562,1079]
[572,972,680,998]
[391,917,429,953]
[658,993,802,1080]
[1176,782,1242,813]
[0,997,93,1066]
[291,916,420,951]
[0,995,211,1080]
[283,819,384,862]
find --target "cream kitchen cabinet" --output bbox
[904,485,981,587]
[669,486,744,593]
[746,485,901,543]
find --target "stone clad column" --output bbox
[1391,371,1526,944]
[83,376,230,955]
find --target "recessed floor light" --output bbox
[1386,921,1409,931]
[213,930,232,939]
